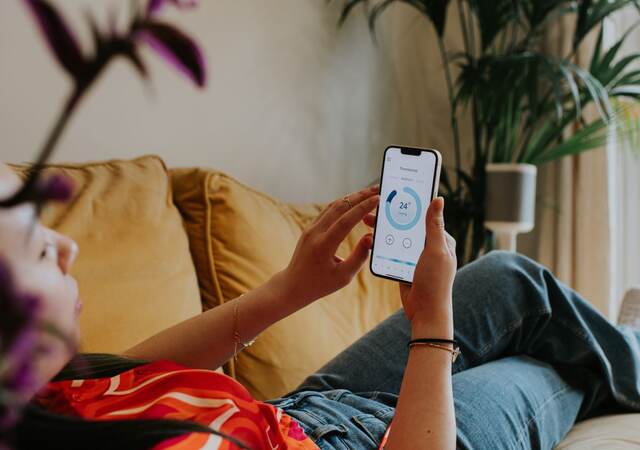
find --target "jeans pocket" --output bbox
[349,413,388,447]
[267,390,325,410]
[308,423,351,450]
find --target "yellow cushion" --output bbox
[11,156,202,354]
[171,168,402,400]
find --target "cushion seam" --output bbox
[202,171,236,378]
[214,172,323,226]
[9,154,162,170]
[203,171,226,307]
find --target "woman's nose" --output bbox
[54,232,79,275]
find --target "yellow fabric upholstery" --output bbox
[171,168,402,401]
[10,156,202,354]
[5,156,632,445]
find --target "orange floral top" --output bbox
[34,359,319,450]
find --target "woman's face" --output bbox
[0,162,80,392]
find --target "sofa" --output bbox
[10,155,640,449]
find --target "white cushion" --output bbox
[556,414,640,449]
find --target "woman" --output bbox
[0,161,639,450]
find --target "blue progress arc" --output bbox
[384,186,422,231]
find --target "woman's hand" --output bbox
[399,197,457,337]
[276,185,380,311]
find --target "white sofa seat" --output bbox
[556,414,640,449]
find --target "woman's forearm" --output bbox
[384,309,456,450]
[122,186,380,370]
[122,269,296,370]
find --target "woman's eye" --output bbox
[40,243,57,261]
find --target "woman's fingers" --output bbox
[335,232,373,279]
[324,194,380,250]
[310,202,334,227]
[313,185,379,232]
[362,212,376,227]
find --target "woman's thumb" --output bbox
[338,232,373,277]
[426,197,447,247]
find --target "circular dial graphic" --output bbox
[384,186,422,231]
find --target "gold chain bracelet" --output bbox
[232,294,255,361]
[408,342,460,362]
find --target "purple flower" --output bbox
[0,262,36,340]
[138,22,206,87]
[148,0,200,16]
[22,0,86,80]
[36,173,74,203]
[5,352,38,397]
[0,260,42,432]
[23,0,207,93]
[6,325,39,365]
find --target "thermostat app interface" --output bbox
[370,147,438,283]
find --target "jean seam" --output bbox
[326,389,350,402]
[271,397,296,409]
[549,316,590,342]
[294,402,354,450]
[475,307,550,361]
[549,320,640,411]
[374,407,394,422]
[350,415,380,447]
[299,407,326,426]
[511,384,574,450]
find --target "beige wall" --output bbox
[0,0,458,203]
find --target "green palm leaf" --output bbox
[575,0,640,50]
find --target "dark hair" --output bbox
[4,353,252,450]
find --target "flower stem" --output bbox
[7,86,86,208]
[39,90,82,164]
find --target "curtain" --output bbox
[605,11,640,318]
[519,18,614,319]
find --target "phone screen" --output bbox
[369,146,440,284]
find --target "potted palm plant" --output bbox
[340,0,640,265]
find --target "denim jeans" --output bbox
[264,251,640,449]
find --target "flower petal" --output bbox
[36,173,75,202]
[23,0,85,79]
[147,0,166,15]
[124,44,149,80]
[147,0,199,16]
[138,22,206,87]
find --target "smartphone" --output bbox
[369,146,442,284]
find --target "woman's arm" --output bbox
[123,184,380,370]
[384,306,455,449]
[385,197,457,450]
[122,270,295,370]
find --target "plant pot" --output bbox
[484,163,537,251]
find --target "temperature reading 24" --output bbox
[385,187,422,231]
